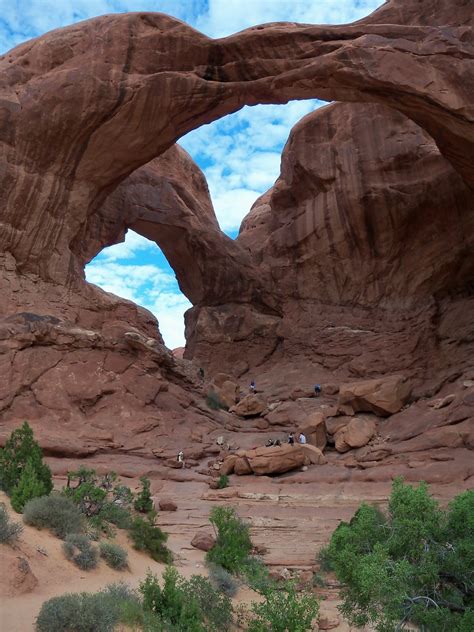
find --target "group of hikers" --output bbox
[178,376,323,465]
[266,431,306,447]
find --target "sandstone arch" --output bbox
[0,0,472,290]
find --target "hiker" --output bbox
[266,438,274,447]
[249,380,256,393]
[314,384,321,397]
[288,432,295,446]
[298,432,307,444]
[177,450,185,468]
[198,367,205,381]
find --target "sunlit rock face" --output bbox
[0,0,472,442]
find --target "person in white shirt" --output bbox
[298,433,307,444]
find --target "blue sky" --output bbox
[2,0,383,348]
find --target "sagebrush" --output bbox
[23,494,84,539]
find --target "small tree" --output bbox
[248,581,319,632]
[0,422,52,496]
[11,459,48,513]
[323,478,474,631]
[134,476,153,513]
[206,506,253,574]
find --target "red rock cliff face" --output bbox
[0,0,473,433]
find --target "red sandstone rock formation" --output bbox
[0,1,472,480]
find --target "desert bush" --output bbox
[208,563,239,597]
[99,541,128,570]
[324,478,474,632]
[206,390,228,411]
[217,474,229,489]
[134,475,153,513]
[98,501,132,529]
[0,502,23,543]
[63,533,98,570]
[128,514,172,563]
[140,566,232,632]
[0,421,52,497]
[64,467,107,518]
[112,484,134,507]
[206,505,252,573]
[248,581,319,632]
[35,582,138,632]
[23,494,84,539]
[240,556,275,595]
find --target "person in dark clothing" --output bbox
[314,384,321,397]
[288,433,295,446]
[249,380,256,393]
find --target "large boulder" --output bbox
[245,445,306,475]
[207,373,239,409]
[300,444,327,465]
[338,376,411,416]
[334,416,377,453]
[191,532,216,552]
[297,412,327,451]
[265,401,308,427]
[231,394,266,417]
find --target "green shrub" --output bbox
[248,581,319,632]
[23,494,84,539]
[134,476,153,513]
[128,514,172,563]
[35,582,138,632]
[217,474,229,489]
[208,563,239,597]
[0,502,23,543]
[63,534,98,570]
[140,567,232,632]
[11,459,48,513]
[206,391,228,411]
[324,478,474,632]
[240,556,274,595]
[0,421,52,496]
[98,502,132,529]
[64,467,107,518]
[112,484,134,508]
[99,541,128,570]
[206,506,252,573]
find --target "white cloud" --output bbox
[86,255,192,349]
[98,231,155,262]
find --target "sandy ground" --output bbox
[1,474,468,631]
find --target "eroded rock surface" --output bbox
[0,0,472,484]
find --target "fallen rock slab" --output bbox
[158,498,177,511]
[245,444,306,475]
[338,375,411,416]
[230,394,266,417]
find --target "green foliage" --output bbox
[208,563,239,597]
[248,581,319,632]
[128,514,172,563]
[240,556,275,595]
[64,467,107,518]
[10,459,48,513]
[324,478,474,631]
[112,484,134,508]
[35,582,139,632]
[23,494,84,539]
[99,541,128,570]
[206,506,253,573]
[0,502,23,543]
[134,476,154,513]
[217,474,229,489]
[0,421,52,496]
[97,501,132,529]
[206,390,228,411]
[63,534,98,570]
[139,567,233,632]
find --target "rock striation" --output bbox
[0,0,472,480]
